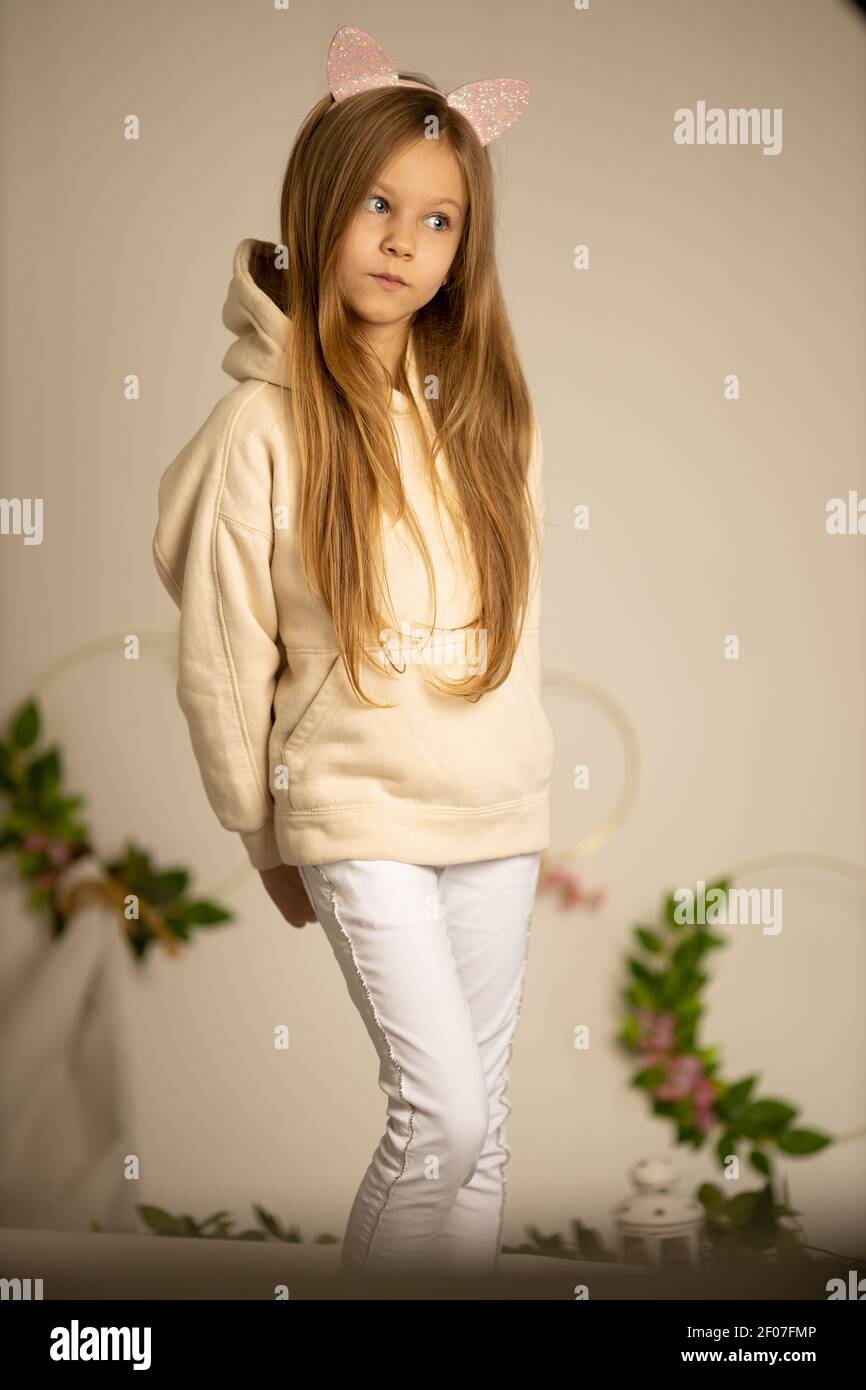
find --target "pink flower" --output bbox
[539,870,568,892]
[637,1009,677,1051]
[675,1054,704,1083]
[560,877,585,907]
[692,1075,718,1107]
[48,840,73,867]
[694,1108,716,1133]
[654,1053,703,1100]
[539,865,604,911]
[23,831,49,852]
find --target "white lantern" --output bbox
[614,1156,704,1269]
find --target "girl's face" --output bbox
[336,136,467,335]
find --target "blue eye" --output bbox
[364,195,451,231]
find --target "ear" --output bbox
[446,79,531,145]
[327,25,399,103]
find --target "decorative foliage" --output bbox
[538,859,607,910]
[90,1203,339,1244]
[614,876,833,1254]
[696,1175,811,1259]
[503,1218,618,1262]
[0,696,234,958]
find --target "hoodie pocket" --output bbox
[279,638,554,816]
[281,654,345,761]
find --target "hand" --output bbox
[258,863,319,928]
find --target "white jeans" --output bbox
[298,852,541,1282]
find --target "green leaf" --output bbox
[743,1099,798,1132]
[26,748,61,800]
[663,891,687,929]
[635,927,663,953]
[631,1065,666,1089]
[119,843,153,881]
[728,1191,760,1227]
[572,1223,613,1261]
[253,1204,287,1240]
[198,1209,233,1232]
[701,933,727,949]
[628,959,660,987]
[0,744,16,794]
[620,1015,642,1046]
[677,998,702,1021]
[18,850,50,876]
[163,917,191,942]
[137,1204,190,1236]
[178,900,233,925]
[706,876,732,898]
[630,983,662,1009]
[12,699,39,748]
[144,869,190,905]
[695,1047,718,1068]
[671,936,706,969]
[715,1075,759,1123]
[726,1076,758,1107]
[775,1129,832,1155]
[697,1183,727,1215]
[749,1149,771,1176]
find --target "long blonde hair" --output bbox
[272,74,539,707]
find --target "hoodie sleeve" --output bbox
[152,388,286,871]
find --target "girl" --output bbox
[152,26,554,1285]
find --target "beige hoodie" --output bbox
[152,238,554,870]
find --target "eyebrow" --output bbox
[374,180,464,214]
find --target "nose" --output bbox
[381,215,414,260]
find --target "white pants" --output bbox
[298,852,541,1281]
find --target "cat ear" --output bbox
[326,27,532,147]
[446,79,531,146]
[327,25,399,103]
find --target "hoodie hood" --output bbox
[220,237,415,415]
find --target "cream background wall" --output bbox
[1,0,863,1256]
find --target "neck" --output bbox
[359,318,413,386]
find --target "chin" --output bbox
[361,294,413,319]
[357,304,403,324]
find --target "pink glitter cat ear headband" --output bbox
[326,25,530,147]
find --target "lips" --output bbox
[371,272,406,285]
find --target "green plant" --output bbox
[90,1203,339,1244]
[503,1218,618,1262]
[616,876,833,1254]
[697,1175,811,1259]
[619,877,832,1176]
[0,696,233,958]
